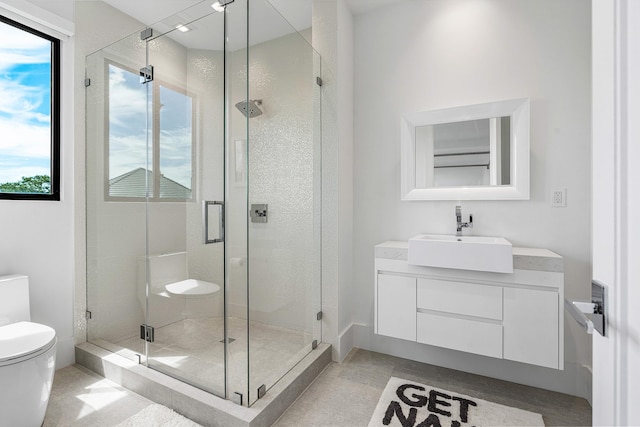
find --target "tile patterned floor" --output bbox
[273,349,592,426]
[113,317,312,401]
[44,348,592,426]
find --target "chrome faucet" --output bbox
[455,205,473,236]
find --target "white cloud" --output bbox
[0,79,48,118]
[0,116,50,158]
[0,24,50,71]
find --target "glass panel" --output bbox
[159,85,193,198]
[144,3,227,397]
[107,63,150,198]
[86,31,148,356]
[226,0,250,403]
[246,0,320,406]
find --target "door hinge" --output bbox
[85,310,92,320]
[257,384,266,399]
[232,391,243,406]
[140,65,154,84]
[140,324,155,342]
[316,76,323,87]
[316,311,323,321]
[84,78,91,87]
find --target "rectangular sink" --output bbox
[408,234,513,273]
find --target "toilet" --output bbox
[0,274,57,427]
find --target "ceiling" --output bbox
[24,0,406,27]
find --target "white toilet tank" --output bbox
[0,274,31,326]
[0,274,57,427]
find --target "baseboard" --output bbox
[55,335,76,369]
[352,323,592,401]
[337,323,356,362]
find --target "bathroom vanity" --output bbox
[374,241,564,370]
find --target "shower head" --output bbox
[235,99,263,118]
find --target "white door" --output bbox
[592,0,640,425]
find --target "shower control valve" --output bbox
[250,204,268,223]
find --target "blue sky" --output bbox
[0,20,52,184]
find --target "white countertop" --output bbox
[375,241,563,273]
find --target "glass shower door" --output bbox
[143,4,228,396]
[245,0,323,406]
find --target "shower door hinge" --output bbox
[316,311,323,321]
[140,324,155,343]
[85,310,92,320]
[140,28,153,40]
[257,384,266,399]
[140,65,154,84]
[84,78,91,87]
[316,76,323,87]
[232,392,243,406]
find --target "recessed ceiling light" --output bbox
[211,2,225,13]
[176,24,190,32]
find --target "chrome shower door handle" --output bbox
[203,200,224,244]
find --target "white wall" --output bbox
[351,0,592,399]
[0,0,75,368]
[312,0,354,362]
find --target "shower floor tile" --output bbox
[113,317,313,400]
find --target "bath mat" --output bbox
[115,404,202,427]
[368,377,544,427]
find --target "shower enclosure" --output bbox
[85,0,327,406]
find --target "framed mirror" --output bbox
[401,98,530,200]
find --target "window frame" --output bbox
[0,14,60,201]
[104,60,196,203]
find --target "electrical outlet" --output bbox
[552,188,566,207]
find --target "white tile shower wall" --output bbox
[0,0,75,368]
[228,29,318,332]
[351,0,592,398]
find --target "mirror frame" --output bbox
[401,98,530,201]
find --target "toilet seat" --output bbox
[0,321,56,367]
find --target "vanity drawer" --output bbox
[417,312,503,358]
[417,278,503,320]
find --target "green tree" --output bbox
[0,175,51,194]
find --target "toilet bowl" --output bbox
[0,275,57,427]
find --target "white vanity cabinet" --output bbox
[374,242,564,370]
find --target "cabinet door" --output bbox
[503,287,559,369]
[377,274,416,341]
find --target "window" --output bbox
[107,63,193,200]
[0,15,60,200]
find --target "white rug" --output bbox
[369,377,544,427]
[116,404,203,427]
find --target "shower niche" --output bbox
[85,0,326,407]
